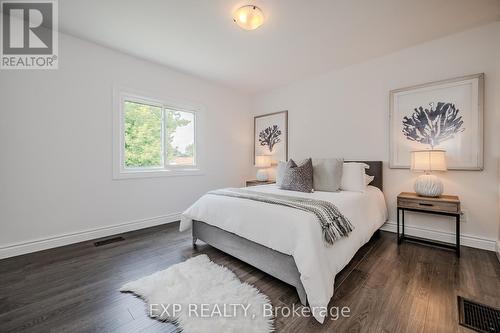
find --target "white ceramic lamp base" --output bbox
[256,169,268,181]
[414,174,443,197]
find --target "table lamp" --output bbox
[255,155,272,181]
[411,150,447,197]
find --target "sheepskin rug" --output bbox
[120,254,274,333]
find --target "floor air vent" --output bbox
[458,296,500,333]
[94,236,125,247]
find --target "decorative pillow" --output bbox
[364,174,375,186]
[312,158,343,192]
[276,161,287,187]
[280,158,314,193]
[341,162,367,192]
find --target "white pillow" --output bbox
[341,163,367,192]
[364,174,375,186]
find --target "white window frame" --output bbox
[113,88,202,179]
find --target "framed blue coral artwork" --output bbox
[389,73,484,170]
[254,111,288,165]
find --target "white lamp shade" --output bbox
[411,150,447,172]
[255,155,271,168]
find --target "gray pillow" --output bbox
[280,158,314,193]
[312,158,344,192]
[276,161,286,187]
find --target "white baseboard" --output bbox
[0,212,181,260]
[1,216,495,260]
[380,221,496,252]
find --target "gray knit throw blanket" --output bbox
[208,188,353,245]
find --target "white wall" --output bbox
[0,33,253,258]
[497,157,500,259]
[497,66,500,260]
[252,23,500,251]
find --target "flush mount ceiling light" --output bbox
[233,5,264,30]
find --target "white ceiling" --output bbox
[59,0,500,94]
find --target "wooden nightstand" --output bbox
[246,180,275,187]
[397,192,461,257]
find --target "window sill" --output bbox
[113,168,204,180]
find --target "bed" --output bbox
[180,161,387,323]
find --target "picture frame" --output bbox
[254,111,288,165]
[389,73,484,170]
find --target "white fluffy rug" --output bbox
[120,255,274,333]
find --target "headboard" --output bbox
[345,161,383,191]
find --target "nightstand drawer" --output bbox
[397,198,459,214]
[246,180,275,187]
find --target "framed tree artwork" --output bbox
[389,73,484,170]
[254,111,288,165]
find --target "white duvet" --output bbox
[180,184,388,323]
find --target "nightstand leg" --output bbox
[397,208,400,244]
[456,215,460,257]
[401,209,405,238]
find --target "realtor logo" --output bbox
[1,0,58,69]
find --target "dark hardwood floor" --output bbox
[0,222,499,333]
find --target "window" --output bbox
[113,91,200,179]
